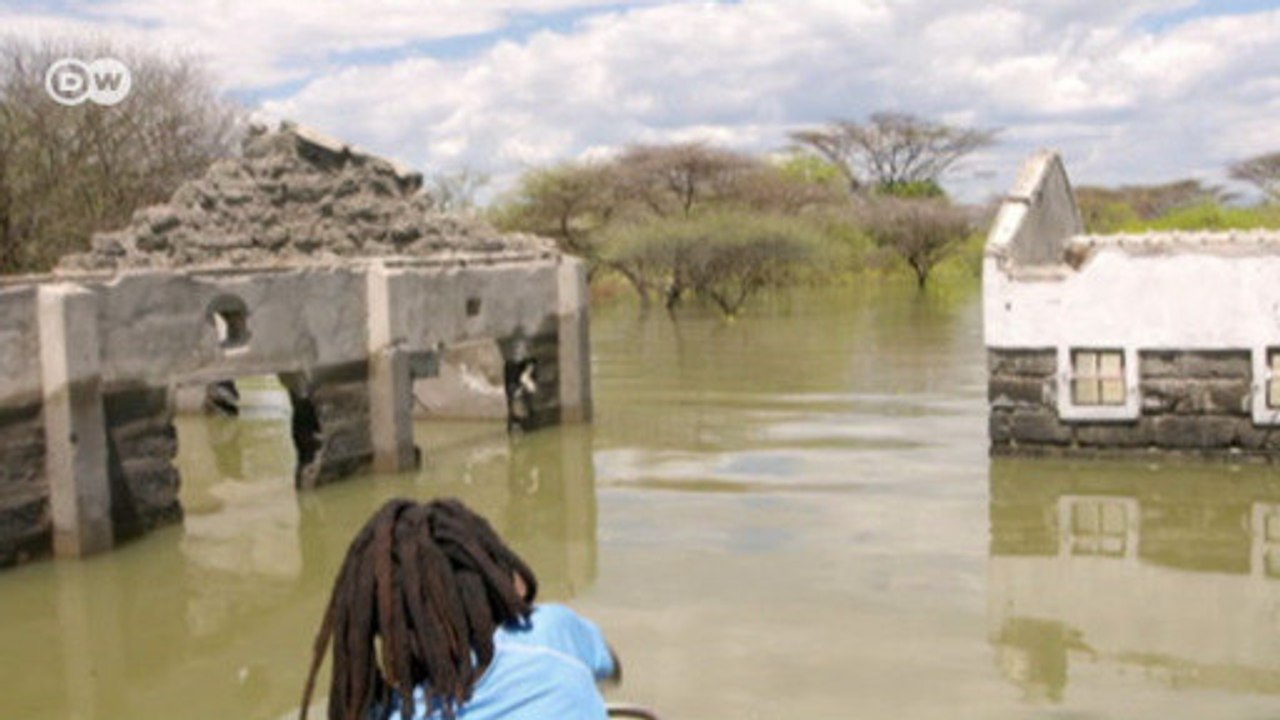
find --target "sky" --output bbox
[3,0,1280,202]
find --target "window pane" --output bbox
[1098,352,1123,378]
[1100,503,1127,535]
[1100,379,1126,405]
[1271,378,1280,410]
[1074,379,1099,405]
[1072,502,1100,535]
[1099,536,1126,556]
[1075,351,1098,377]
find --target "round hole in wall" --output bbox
[207,294,251,351]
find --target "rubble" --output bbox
[59,122,553,272]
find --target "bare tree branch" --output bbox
[0,37,242,274]
[1229,151,1280,202]
[790,112,997,197]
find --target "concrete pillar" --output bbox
[366,262,418,473]
[38,284,113,557]
[557,258,593,424]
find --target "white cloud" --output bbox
[4,0,676,89]
[5,0,1280,201]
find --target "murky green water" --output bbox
[4,282,1280,719]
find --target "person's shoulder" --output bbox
[531,603,580,623]
[499,641,596,680]
[482,644,606,716]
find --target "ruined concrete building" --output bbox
[0,124,591,566]
[985,151,1280,458]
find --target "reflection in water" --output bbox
[0,408,598,720]
[989,460,1280,702]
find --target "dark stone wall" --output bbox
[284,363,375,489]
[1,386,187,566]
[0,403,49,566]
[990,349,1280,458]
[103,387,183,541]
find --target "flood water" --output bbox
[4,282,1280,719]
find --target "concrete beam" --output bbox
[557,258,592,424]
[366,262,418,473]
[38,284,113,557]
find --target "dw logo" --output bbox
[45,58,132,106]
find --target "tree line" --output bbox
[490,112,998,314]
[2,38,1279,319]
[1075,169,1280,235]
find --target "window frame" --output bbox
[1056,346,1140,421]
[1249,347,1280,426]
[1070,349,1126,407]
[1057,495,1140,561]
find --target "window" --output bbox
[1269,350,1280,410]
[1071,349,1125,406]
[1067,498,1129,557]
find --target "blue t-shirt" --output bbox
[391,604,613,720]
[497,604,616,681]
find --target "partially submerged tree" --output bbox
[491,143,839,306]
[0,37,242,274]
[1229,151,1280,202]
[602,211,819,317]
[790,112,996,196]
[860,198,974,290]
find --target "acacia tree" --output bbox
[602,211,819,317]
[790,112,996,196]
[860,198,974,290]
[1230,151,1280,202]
[611,142,762,217]
[0,38,241,274]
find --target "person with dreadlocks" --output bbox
[301,497,619,720]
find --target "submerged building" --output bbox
[985,151,1280,458]
[0,124,592,566]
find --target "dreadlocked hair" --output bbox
[300,498,540,720]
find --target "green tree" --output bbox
[492,142,846,306]
[603,211,820,317]
[860,198,974,290]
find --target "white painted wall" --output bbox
[984,151,1280,424]
[985,250,1280,350]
